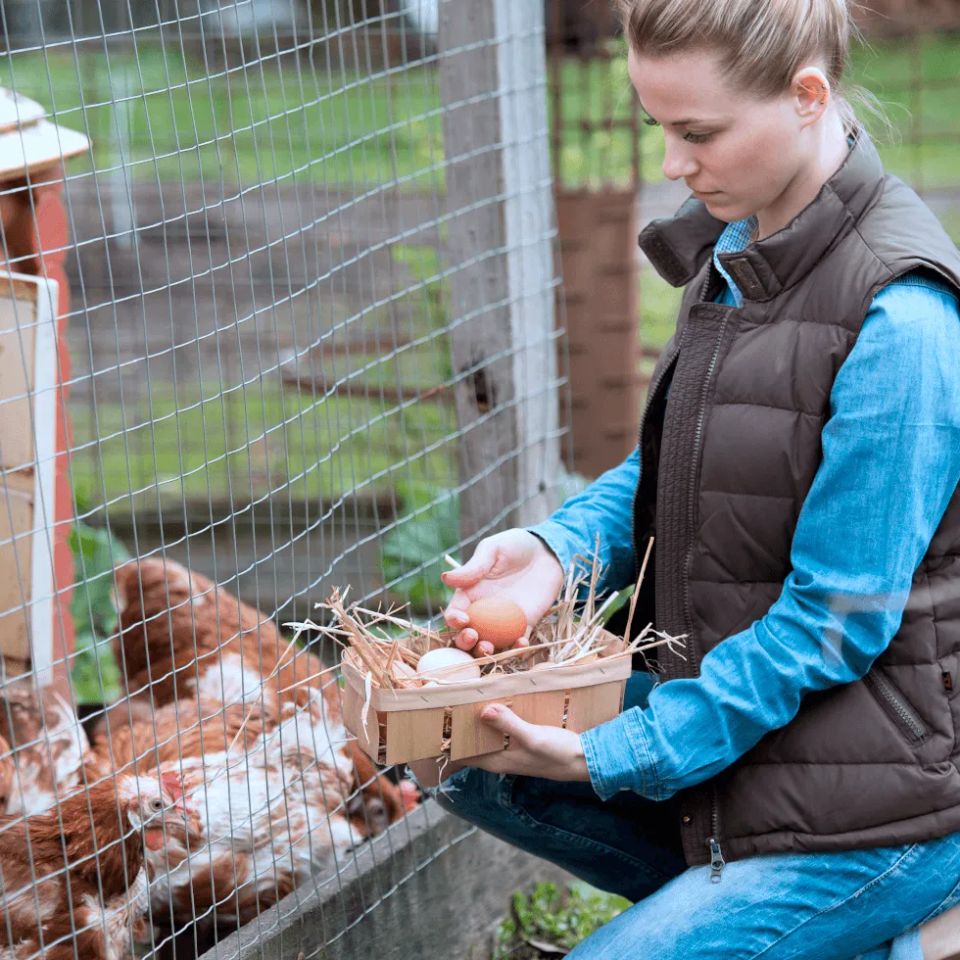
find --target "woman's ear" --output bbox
[792,66,831,127]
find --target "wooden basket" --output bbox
[341,631,632,766]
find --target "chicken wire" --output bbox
[0,1,564,957]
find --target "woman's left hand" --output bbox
[463,703,592,782]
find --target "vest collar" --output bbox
[639,130,885,302]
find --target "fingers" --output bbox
[453,628,479,652]
[475,639,495,658]
[440,539,497,590]
[479,703,526,736]
[444,601,470,631]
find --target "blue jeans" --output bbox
[424,673,960,959]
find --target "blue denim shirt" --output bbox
[530,219,960,802]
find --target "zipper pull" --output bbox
[707,837,726,883]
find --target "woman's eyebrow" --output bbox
[638,100,706,127]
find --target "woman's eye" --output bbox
[683,131,712,144]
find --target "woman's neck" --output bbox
[756,111,850,240]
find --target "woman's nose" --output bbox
[662,140,698,181]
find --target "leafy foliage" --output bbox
[493,881,631,959]
[380,480,459,614]
[69,521,126,704]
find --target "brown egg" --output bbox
[466,597,527,650]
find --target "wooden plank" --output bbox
[341,673,383,765]
[564,680,626,733]
[438,0,559,544]
[449,700,510,760]
[512,689,566,728]
[0,120,89,180]
[385,707,447,765]
[199,800,576,960]
[0,273,58,672]
[0,90,45,134]
[0,280,37,469]
[0,480,32,660]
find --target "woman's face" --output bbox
[627,47,815,225]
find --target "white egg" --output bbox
[416,647,482,684]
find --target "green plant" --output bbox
[380,479,459,613]
[493,881,631,959]
[69,521,127,704]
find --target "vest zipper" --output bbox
[632,267,714,581]
[707,835,726,883]
[681,313,730,636]
[686,310,732,872]
[864,669,927,742]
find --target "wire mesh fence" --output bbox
[0,1,563,957]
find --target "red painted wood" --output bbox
[0,164,75,687]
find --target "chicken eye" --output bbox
[148,797,164,813]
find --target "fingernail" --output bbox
[482,705,499,720]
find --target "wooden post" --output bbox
[438,0,560,547]
[0,96,89,687]
[0,169,75,689]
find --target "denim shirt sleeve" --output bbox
[527,447,639,596]
[581,275,960,802]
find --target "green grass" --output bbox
[5,45,445,188]
[70,380,458,511]
[69,244,458,512]
[852,33,960,189]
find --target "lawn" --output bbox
[67,243,458,513]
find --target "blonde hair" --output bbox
[617,0,862,125]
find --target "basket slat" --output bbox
[386,707,446,765]
[450,700,509,759]
[565,680,626,732]
[342,672,381,758]
[514,688,568,728]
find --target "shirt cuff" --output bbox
[579,708,664,801]
[527,521,577,575]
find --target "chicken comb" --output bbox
[160,770,183,801]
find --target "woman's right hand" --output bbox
[441,529,565,656]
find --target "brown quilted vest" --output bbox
[632,132,960,869]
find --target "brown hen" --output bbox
[111,557,417,825]
[0,774,193,960]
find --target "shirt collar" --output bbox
[713,217,758,307]
[639,130,885,301]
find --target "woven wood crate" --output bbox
[340,632,632,766]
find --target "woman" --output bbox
[417,1,960,957]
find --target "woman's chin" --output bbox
[701,195,748,223]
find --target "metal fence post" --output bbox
[438,0,561,547]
